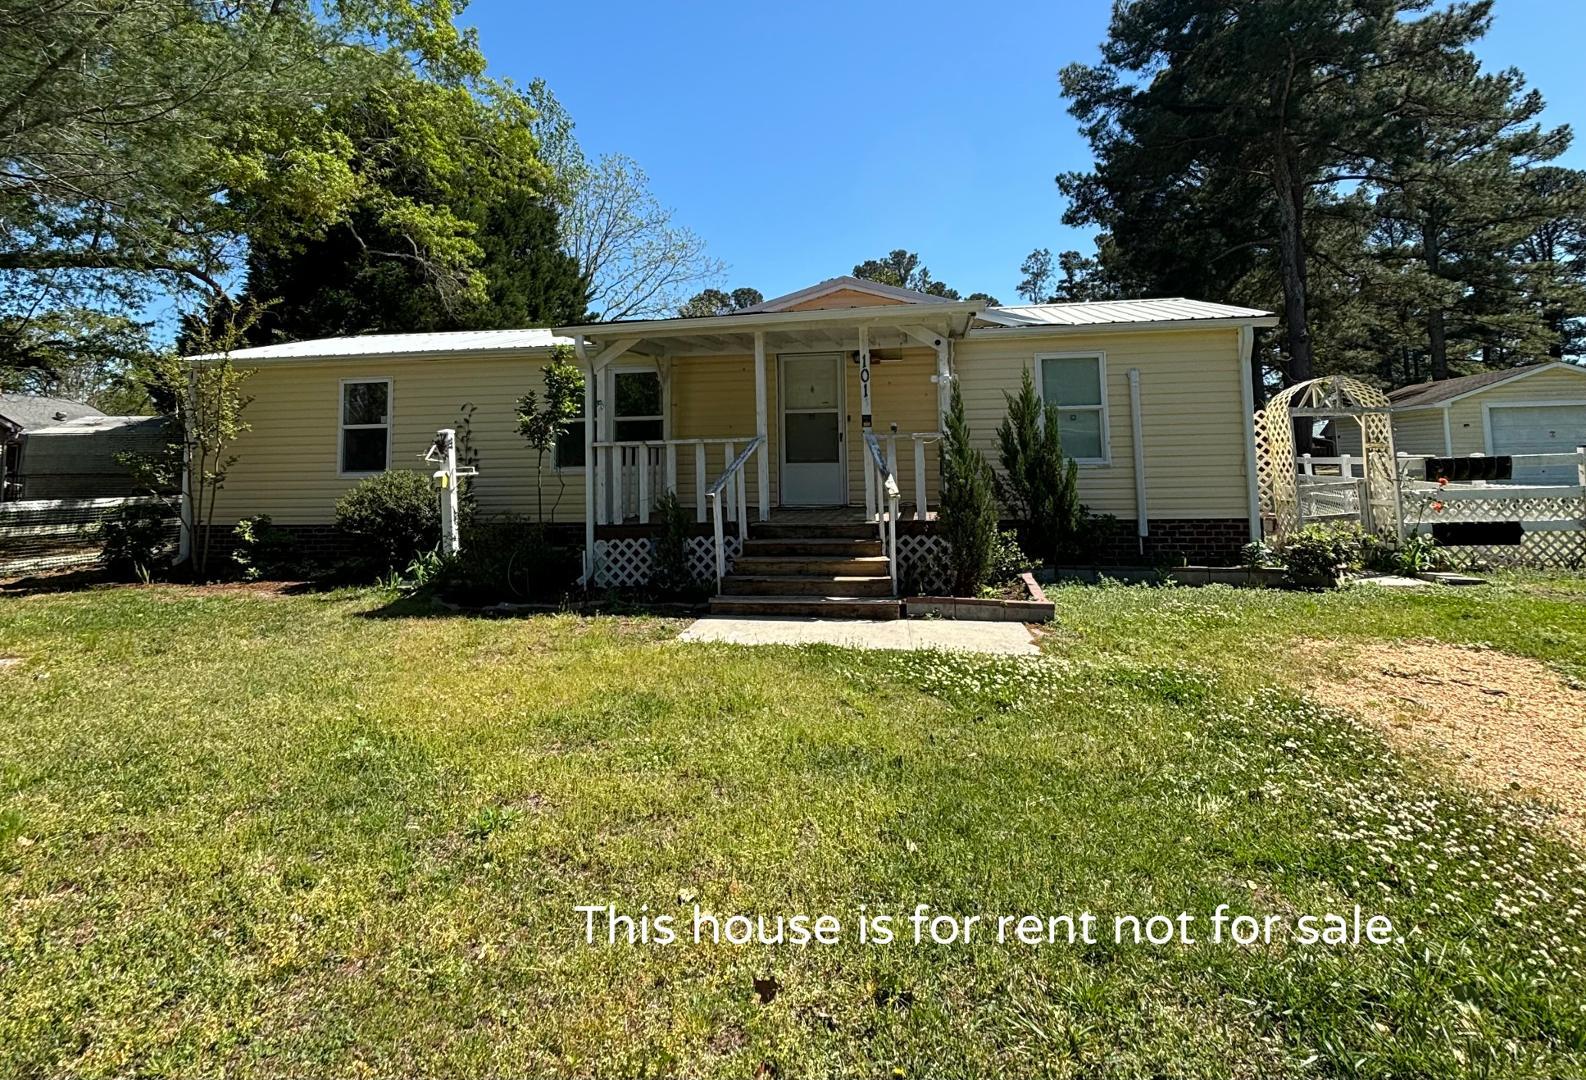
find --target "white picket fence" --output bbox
[0,496,175,576]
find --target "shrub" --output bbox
[988,529,1034,585]
[938,383,999,596]
[231,515,304,581]
[99,503,173,581]
[1361,531,1444,575]
[994,368,1083,565]
[650,490,694,592]
[334,470,440,572]
[1278,523,1366,584]
[423,519,581,604]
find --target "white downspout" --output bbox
[1237,326,1261,542]
[576,335,595,585]
[1128,368,1148,555]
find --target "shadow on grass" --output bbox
[0,567,112,596]
[356,590,709,621]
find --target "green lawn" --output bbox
[2,578,1585,1078]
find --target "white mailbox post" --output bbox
[425,428,477,555]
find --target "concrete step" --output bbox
[709,595,902,620]
[722,574,893,597]
[741,537,883,557]
[753,522,877,540]
[732,554,891,576]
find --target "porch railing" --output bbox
[707,436,764,590]
[864,428,940,522]
[591,437,761,524]
[862,431,900,596]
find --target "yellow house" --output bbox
[213,277,1277,612]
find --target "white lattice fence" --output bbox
[896,534,952,595]
[1403,488,1586,569]
[589,535,741,588]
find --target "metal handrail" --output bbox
[863,431,900,595]
[707,435,764,591]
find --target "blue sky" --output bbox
[467,0,1586,306]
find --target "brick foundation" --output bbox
[1075,518,1251,567]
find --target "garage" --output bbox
[1488,402,1586,484]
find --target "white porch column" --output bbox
[576,335,596,583]
[753,330,770,520]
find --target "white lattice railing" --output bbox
[1396,450,1586,568]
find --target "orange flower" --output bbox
[1431,500,1445,513]
[1437,476,1450,487]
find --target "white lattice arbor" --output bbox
[1255,376,1400,538]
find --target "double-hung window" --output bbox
[1037,353,1108,463]
[340,378,392,475]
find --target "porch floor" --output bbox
[765,506,936,525]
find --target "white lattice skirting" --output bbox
[896,534,952,595]
[589,535,742,588]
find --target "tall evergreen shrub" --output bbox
[994,368,1082,565]
[938,383,998,596]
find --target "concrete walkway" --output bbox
[676,616,1040,655]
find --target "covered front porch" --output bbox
[561,295,983,594]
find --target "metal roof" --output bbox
[25,414,167,437]
[200,328,570,363]
[1386,362,1585,409]
[977,298,1275,328]
[0,393,104,434]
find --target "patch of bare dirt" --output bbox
[1300,638,1586,845]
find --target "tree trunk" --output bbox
[1423,219,1448,380]
[1271,147,1313,386]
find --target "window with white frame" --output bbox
[612,369,664,441]
[340,379,391,474]
[1037,353,1108,462]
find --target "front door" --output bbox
[779,353,846,505]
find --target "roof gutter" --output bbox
[554,301,986,340]
[966,315,1279,338]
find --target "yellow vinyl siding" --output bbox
[955,328,1249,518]
[217,325,1255,527]
[1390,410,1448,455]
[216,353,578,525]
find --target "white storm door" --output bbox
[779,353,846,506]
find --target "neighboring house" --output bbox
[207,277,1277,597]
[1336,363,1586,484]
[16,415,172,499]
[0,394,104,501]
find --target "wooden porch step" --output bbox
[732,554,891,576]
[708,595,902,620]
[740,537,883,557]
[753,522,878,540]
[722,574,893,597]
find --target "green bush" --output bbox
[99,504,174,581]
[988,529,1034,585]
[1278,523,1366,584]
[1361,531,1444,575]
[650,490,694,592]
[994,368,1083,565]
[938,383,999,596]
[231,515,304,581]
[425,519,580,604]
[334,470,440,572]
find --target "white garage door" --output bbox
[1489,404,1586,484]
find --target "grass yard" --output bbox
[2,577,1586,1078]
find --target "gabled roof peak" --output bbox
[736,275,958,314]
